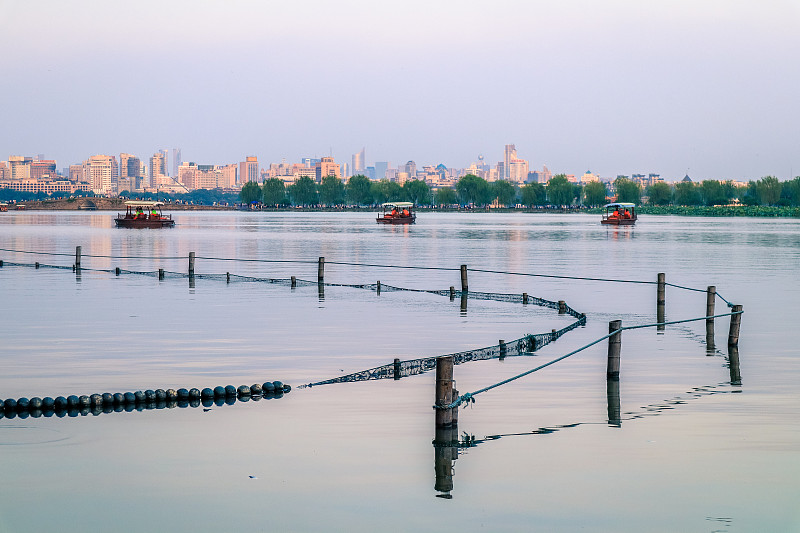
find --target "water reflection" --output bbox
[433,425,459,499]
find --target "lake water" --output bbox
[0,211,798,532]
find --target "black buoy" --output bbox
[67,395,80,407]
[213,386,225,398]
[283,384,291,393]
[250,383,263,396]
[54,397,68,409]
[17,398,30,412]
[43,397,55,409]
[78,395,90,407]
[90,394,103,407]
[177,388,189,400]
[123,392,136,404]
[145,390,157,402]
[30,397,43,409]
[189,388,201,400]
[272,381,283,391]
[165,389,178,401]
[133,391,145,403]
[201,388,214,399]
[237,385,251,397]
[113,393,125,405]
[224,385,236,397]
[102,393,114,405]
[263,382,275,393]
[4,398,17,411]
[155,389,167,401]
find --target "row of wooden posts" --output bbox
[435,273,743,427]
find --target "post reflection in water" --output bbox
[317,282,325,301]
[657,303,665,333]
[607,378,621,427]
[433,425,459,499]
[459,293,467,315]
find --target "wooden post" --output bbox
[226,272,230,284]
[657,273,666,305]
[393,358,401,380]
[75,246,81,269]
[115,267,121,276]
[449,286,455,301]
[433,425,456,496]
[35,262,40,269]
[290,276,296,288]
[435,356,454,427]
[728,345,741,385]
[558,300,566,314]
[377,281,381,295]
[607,320,622,379]
[706,286,716,351]
[0,260,3,267]
[318,257,325,283]
[451,388,459,425]
[188,252,195,275]
[460,264,468,293]
[728,305,743,346]
[522,292,528,305]
[499,340,506,360]
[158,268,164,280]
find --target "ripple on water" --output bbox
[0,425,70,446]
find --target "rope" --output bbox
[439,310,744,410]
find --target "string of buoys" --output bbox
[0,381,291,419]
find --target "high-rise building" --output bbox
[239,156,259,184]
[404,161,416,179]
[504,144,517,180]
[315,157,340,182]
[83,155,119,194]
[374,161,389,181]
[220,164,237,189]
[149,152,167,188]
[352,147,365,176]
[172,148,182,177]
[159,149,170,176]
[8,156,32,180]
[508,158,528,183]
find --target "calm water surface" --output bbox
[0,211,798,532]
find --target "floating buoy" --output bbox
[224,385,236,397]
[250,383,263,396]
[213,386,226,398]
[201,388,214,399]
[237,385,251,397]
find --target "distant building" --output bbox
[239,156,259,184]
[581,170,599,183]
[172,148,182,177]
[404,160,416,178]
[504,144,517,180]
[374,161,389,181]
[83,155,119,194]
[315,157,340,182]
[352,148,365,177]
[508,159,528,183]
[149,153,167,188]
[30,159,57,180]
[8,156,32,180]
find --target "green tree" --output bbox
[318,175,345,206]
[371,179,403,204]
[346,175,373,206]
[583,181,608,207]
[782,177,800,206]
[240,181,262,204]
[403,179,432,205]
[262,178,286,206]
[646,182,672,206]
[456,174,492,206]
[546,175,575,206]
[756,176,781,205]
[435,187,458,206]
[519,183,546,207]
[491,180,517,206]
[701,180,727,206]
[288,176,318,206]
[674,181,702,205]
[614,177,641,204]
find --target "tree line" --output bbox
[242,174,800,208]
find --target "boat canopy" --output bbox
[124,201,165,207]
[603,202,636,209]
[381,202,414,208]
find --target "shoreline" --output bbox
[5,198,799,217]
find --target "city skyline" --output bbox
[1,2,798,180]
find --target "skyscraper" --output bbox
[172,148,182,177]
[315,157,341,182]
[159,149,170,176]
[352,147,365,176]
[150,152,167,187]
[374,162,389,181]
[83,155,119,194]
[504,144,517,180]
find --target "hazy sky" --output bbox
[1,0,798,180]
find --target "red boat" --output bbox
[115,201,175,228]
[601,202,637,226]
[377,202,416,224]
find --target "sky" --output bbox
[1,0,798,181]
